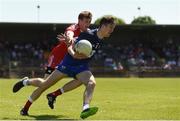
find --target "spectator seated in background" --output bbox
[104,56,117,70]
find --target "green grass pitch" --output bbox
[0,78,180,120]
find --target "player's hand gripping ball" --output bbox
[74,39,92,57]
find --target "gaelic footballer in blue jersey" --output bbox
[21,15,116,119]
[56,29,102,77]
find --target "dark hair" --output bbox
[99,15,116,27]
[78,11,92,20]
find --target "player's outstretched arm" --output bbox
[57,33,74,46]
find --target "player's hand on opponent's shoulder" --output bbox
[57,33,74,47]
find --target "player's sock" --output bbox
[20,98,32,116]
[51,88,63,97]
[23,96,33,112]
[83,104,90,111]
[22,77,29,86]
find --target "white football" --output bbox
[74,39,92,57]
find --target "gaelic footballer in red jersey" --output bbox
[45,13,91,76]
[46,24,81,73]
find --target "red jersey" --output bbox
[47,24,81,69]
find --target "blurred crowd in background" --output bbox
[0,38,180,72]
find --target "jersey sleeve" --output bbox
[65,24,76,33]
[75,32,89,44]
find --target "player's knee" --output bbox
[88,80,96,89]
[36,78,45,87]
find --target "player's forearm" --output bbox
[68,45,75,56]
[68,45,88,59]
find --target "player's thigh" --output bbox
[44,74,50,79]
[76,71,95,86]
[41,69,66,88]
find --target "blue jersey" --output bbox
[56,29,103,78]
[61,29,102,66]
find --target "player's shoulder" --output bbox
[66,24,79,31]
[85,29,98,35]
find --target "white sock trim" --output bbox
[83,104,89,111]
[60,88,64,94]
[22,77,29,86]
[28,96,33,103]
